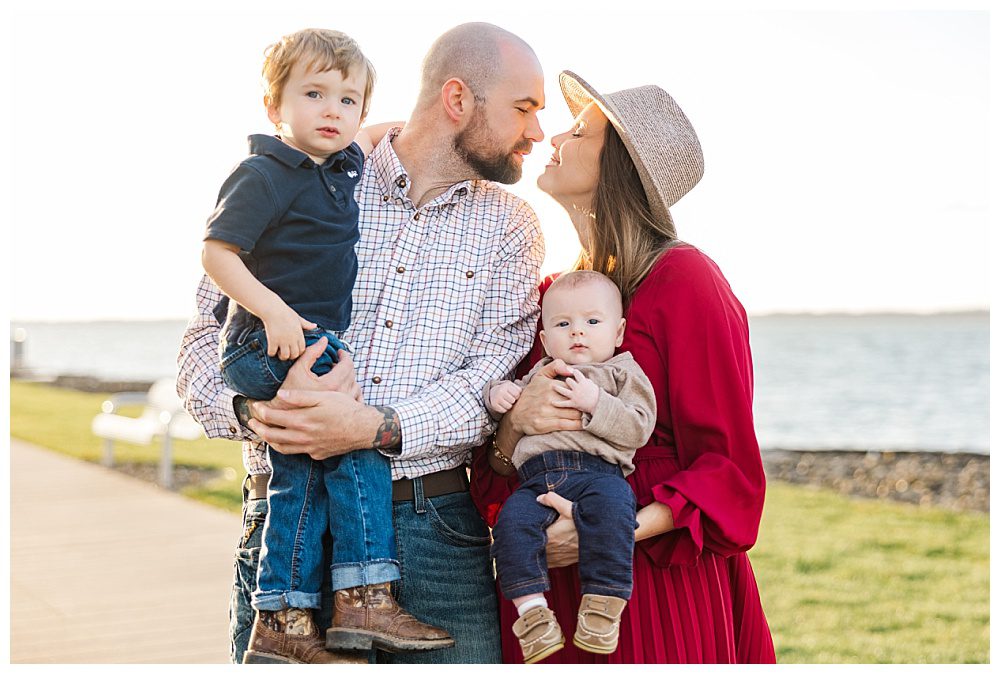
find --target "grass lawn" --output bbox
[9,380,990,663]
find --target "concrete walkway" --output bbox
[10,438,240,664]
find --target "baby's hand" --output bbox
[489,381,523,414]
[552,369,600,415]
[262,303,317,361]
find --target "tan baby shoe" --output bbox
[512,605,565,664]
[573,594,628,655]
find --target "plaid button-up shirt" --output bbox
[177,129,544,479]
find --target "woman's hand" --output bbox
[508,359,584,436]
[538,491,579,568]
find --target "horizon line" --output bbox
[9,307,991,324]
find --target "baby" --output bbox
[201,28,451,664]
[485,270,656,663]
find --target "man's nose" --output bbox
[525,115,544,143]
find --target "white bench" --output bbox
[90,378,204,488]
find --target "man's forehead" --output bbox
[494,42,545,104]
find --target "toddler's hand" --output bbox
[552,369,600,415]
[262,304,317,361]
[489,381,523,414]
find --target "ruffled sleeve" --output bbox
[632,247,766,566]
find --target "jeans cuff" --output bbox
[500,576,551,601]
[579,583,632,600]
[251,589,322,611]
[329,559,401,592]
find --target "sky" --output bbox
[3,1,993,320]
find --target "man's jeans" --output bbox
[231,476,503,664]
[491,450,637,601]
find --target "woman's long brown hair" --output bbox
[573,123,678,304]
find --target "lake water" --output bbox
[10,312,989,453]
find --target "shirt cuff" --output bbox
[580,389,617,438]
[390,398,438,461]
[216,386,255,440]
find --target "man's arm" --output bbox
[175,275,255,441]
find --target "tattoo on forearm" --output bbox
[373,406,402,450]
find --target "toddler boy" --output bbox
[486,270,656,663]
[201,28,452,664]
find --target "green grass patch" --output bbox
[10,380,247,510]
[10,380,990,663]
[752,482,989,663]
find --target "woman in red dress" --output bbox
[470,71,776,664]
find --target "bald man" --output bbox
[178,23,546,663]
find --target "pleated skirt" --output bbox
[496,548,775,663]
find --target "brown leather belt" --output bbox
[391,466,469,502]
[244,466,469,503]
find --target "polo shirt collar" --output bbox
[247,134,350,171]
[371,128,475,207]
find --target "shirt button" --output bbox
[396,265,406,274]
[229,426,237,434]
[413,213,420,221]
[372,376,382,384]
[396,177,406,188]
[384,319,393,328]
[382,195,390,202]
[466,270,475,278]
[329,185,336,193]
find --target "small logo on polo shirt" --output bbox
[347,170,358,178]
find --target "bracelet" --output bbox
[491,436,514,470]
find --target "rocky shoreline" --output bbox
[762,449,989,512]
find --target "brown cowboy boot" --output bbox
[326,582,455,652]
[243,607,369,664]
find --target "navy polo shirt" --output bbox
[205,134,363,331]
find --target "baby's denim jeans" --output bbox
[491,450,637,601]
[220,312,399,611]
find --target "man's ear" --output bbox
[615,318,626,347]
[441,78,472,123]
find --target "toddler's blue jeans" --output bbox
[220,312,398,611]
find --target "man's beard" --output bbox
[453,110,530,184]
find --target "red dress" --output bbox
[470,245,776,663]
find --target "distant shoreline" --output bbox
[10,308,990,324]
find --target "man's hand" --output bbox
[538,491,579,568]
[552,369,600,415]
[507,359,584,435]
[282,337,362,402]
[488,381,523,414]
[247,389,370,460]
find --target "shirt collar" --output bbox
[248,134,350,171]
[370,128,474,207]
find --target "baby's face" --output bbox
[539,282,625,365]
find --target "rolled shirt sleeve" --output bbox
[176,274,257,443]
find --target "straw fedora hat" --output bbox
[559,70,704,228]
